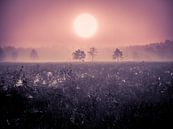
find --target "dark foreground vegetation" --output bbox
[0,62,173,129]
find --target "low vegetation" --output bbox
[0,62,173,129]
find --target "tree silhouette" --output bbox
[88,47,97,62]
[72,49,86,62]
[0,47,5,61]
[30,49,39,60]
[113,48,123,62]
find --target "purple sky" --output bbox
[0,0,173,48]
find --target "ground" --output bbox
[0,62,173,129]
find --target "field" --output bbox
[0,62,173,129]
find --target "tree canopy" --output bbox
[113,48,123,62]
[72,49,86,62]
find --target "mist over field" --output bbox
[1,40,173,62]
[1,0,173,129]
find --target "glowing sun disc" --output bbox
[74,13,98,38]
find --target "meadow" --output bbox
[0,62,173,129]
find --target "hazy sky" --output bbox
[0,0,173,48]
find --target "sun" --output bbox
[73,13,98,38]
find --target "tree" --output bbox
[30,49,39,60]
[113,48,123,62]
[72,49,86,62]
[88,47,97,62]
[0,47,5,61]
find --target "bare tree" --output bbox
[72,49,86,62]
[30,49,39,60]
[113,48,123,62]
[88,47,97,62]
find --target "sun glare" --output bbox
[74,13,98,38]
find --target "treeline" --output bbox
[0,46,39,61]
[0,40,173,62]
[122,40,173,61]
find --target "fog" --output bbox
[0,40,173,62]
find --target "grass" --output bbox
[0,62,173,129]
